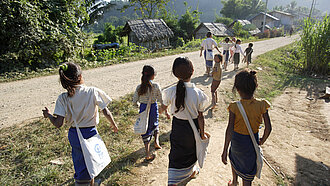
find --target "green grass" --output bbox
[0,93,170,185]
[251,42,329,101]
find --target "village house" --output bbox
[270,10,294,29]
[227,19,261,36]
[121,19,174,50]
[249,12,280,29]
[193,22,233,39]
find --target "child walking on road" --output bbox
[211,54,223,108]
[219,37,234,71]
[221,70,272,186]
[133,65,169,161]
[42,62,118,186]
[233,39,245,71]
[200,32,221,76]
[244,43,254,68]
[160,57,209,186]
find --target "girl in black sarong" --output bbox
[159,57,209,186]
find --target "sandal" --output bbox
[190,168,200,179]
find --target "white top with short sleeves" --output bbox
[133,82,163,105]
[201,38,218,50]
[234,44,245,55]
[219,42,235,50]
[54,85,112,127]
[163,82,209,120]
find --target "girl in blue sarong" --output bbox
[221,70,272,186]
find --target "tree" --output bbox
[0,0,95,72]
[123,0,170,18]
[178,2,202,41]
[95,23,123,44]
[214,16,234,27]
[220,0,265,19]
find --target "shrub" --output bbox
[214,17,233,27]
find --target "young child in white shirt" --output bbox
[200,32,221,76]
[233,39,246,71]
[219,37,234,71]
[42,62,118,186]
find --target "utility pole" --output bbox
[262,0,269,32]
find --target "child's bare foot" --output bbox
[144,154,156,162]
[154,142,162,150]
[228,180,238,186]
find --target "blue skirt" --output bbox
[68,127,97,181]
[223,50,230,62]
[229,131,259,181]
[140,103,159,143]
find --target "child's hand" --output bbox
[42,107,50,118]
[165,112,171,120]
[221,150,228,165]
[111,124,118,133]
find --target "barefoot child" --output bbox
[233,39,245,71]
[200,32,221,76]
[211,54,223,108]
[229,37,237,63]
[159,57,209,186]
[221,70,272,186]
[219,38,234,71]
[133,65,169,161]
[42,62,118,186]
[244,43,253,68]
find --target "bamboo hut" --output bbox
[121,19,174,50]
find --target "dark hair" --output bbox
[233,70,258,97]
[172,57,194,113]
[59,62,83,97]
[206,31,212,37]
[249,43,253,48]
[138,65,155,96]
[225,37,230,42]
[214,54,222,62]
[235,39,241,48]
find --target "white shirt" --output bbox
[54,85,112,127]
[234,44,245,55]
[201,38,218,50]
[219,42,235,50]
[163,82,209,120]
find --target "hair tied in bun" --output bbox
[250,70,257,76]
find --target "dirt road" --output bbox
[0,36,299,129]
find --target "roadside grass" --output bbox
[0,93,169,185]
[251,42,329,101]
[0,36,269,83]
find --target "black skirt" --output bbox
[169,116,199,169]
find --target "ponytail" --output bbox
[59,62,83,97]
[175,80,186,113]
[138,65,155,96]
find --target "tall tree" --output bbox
[178,2,202,41]
[220,0,265,19]
[123,0,170,18]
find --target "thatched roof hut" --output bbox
[228,19,261,36]
[121,19,174,50]
[193,23,233,39]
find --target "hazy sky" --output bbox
[265,0,329,13]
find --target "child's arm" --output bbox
[260,110,272,145]
[42,107,64,128]
[102,107,118,133]
[215,46,221,54]
[200,47,204,57]
[159,104,170,119]
[221,111,235,165]
[198,111,207,139]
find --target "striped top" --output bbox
[133,82,163,105]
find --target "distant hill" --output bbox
[266,0,329,14]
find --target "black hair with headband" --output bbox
[59,62,83,97]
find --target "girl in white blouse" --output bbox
[233,39,246,71]
[42,62,118,186]
[160,57,209,186]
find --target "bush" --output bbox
[299,16,330,75]
[95,23,123,44]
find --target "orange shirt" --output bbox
[228,98,270,135]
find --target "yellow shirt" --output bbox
[212,62,222,81]
[228,98,270,135]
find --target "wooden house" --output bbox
[227,20,261,36]
[121,19,174,50]
[249,12,280,29]
[193,23,233,39]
